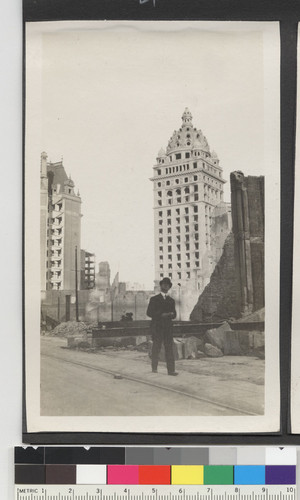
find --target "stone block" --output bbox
[252,331,265,349]
[205,321,232,351]
[181,337,200,359]
[67,336,91,348]
[223,331,242,355]
[148,339,183,361]
[204,343,224,357]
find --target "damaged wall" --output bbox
[190,171,264,321]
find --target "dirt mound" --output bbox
[50,321,93,338]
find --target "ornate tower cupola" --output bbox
[182,107,193,126]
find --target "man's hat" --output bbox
[159,277,172,288]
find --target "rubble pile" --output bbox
[50,321,96,338]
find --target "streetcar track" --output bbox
[42,352,257,416]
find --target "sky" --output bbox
[28,22,274,289]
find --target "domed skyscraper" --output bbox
[150,109,226,318]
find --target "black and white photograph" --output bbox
[25,21,280,433]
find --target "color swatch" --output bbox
[14,447,297,486]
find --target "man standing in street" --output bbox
[146,277,178,376]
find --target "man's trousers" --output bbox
[151,327,175,373]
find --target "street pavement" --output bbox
[41,336,264,417]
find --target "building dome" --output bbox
[157,147,166,158]
[166,108,211,155]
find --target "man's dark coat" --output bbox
[146,293,176,373]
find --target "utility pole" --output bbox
[111,291,114,322]
[75,245,79,322]
[57,294,60,322]
[178,283,181,321]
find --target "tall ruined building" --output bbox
[40,152,82,292]
[231,171,264,315]
[150,109,226,318]
[190,171,264,321]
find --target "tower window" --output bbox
[168,228,172,234]
[159,211,162,217]
[186,243,190,251]
[160,273,164,278]
[168,273,172,278]
[168,264,172,269]
[186,272,190,279]
[194,184,198,192]
[167,209,171,216]
[176,208,180,215]
[168,245,172,252]
[194,215,198,222]
[168,237,172,243]
[167,219,171,226]
[185,226,189,232]
[158,182,161,187]
[186,253,190,260]
[175,153,181,160]
[159,228,163,234]
[159,246,163,252]
[177,254,181,261]
[178,272,181,279]
[184,177,188,183]
[185,152,190,158]
[167,190,172,197]
[159,237,163,243]
[168,255,172,261]
[160,264,163,269]
[175,178,180,184]
[194,175,198,181]
[193,162,197,169]
[194,194,199,201]
[166,180,170,186]
[157,170,161,175]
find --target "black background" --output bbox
[23,0,298,445]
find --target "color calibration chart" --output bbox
[15,447,297,500]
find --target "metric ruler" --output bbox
[14,485,297,500]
